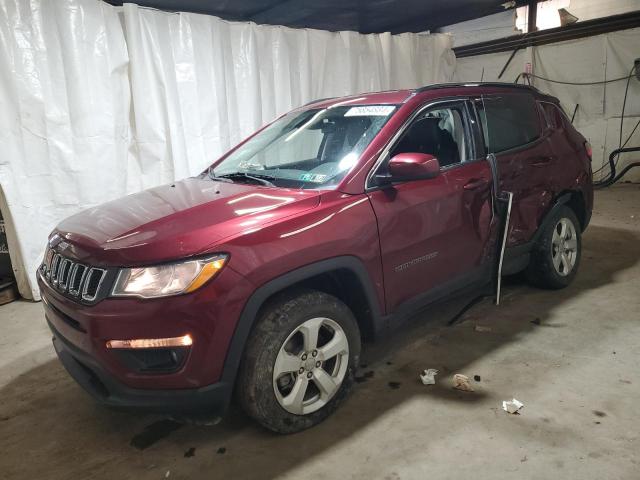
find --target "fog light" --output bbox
[106,334,193,349]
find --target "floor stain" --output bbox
[355,370,375,383]
[184,447,196,458]
[130,419,183,450]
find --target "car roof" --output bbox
[304,82,545,109]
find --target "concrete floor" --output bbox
[1,184,639,480]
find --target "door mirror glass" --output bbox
[385,152,441,182]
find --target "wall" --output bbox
[438,10,518,47]
[0,0,456,300]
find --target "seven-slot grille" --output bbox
[40,248,107,302]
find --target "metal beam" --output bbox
[527,0,538,33]
[454,10,640,58]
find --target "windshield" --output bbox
[210,104,397,189]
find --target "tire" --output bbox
[525,205,582,289]
[237,289,361,434]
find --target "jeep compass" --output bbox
[39,83,593,433]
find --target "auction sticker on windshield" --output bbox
[344,106,396,117]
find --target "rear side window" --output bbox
[540,102,565,130]
[476,94,541,153]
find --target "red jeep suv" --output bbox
[39,83,592,433]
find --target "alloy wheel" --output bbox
[551,217,578,276]
[272,317,349,415]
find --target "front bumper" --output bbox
[49,319,232,414]
[37,260,255,413]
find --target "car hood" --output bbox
[55,177,321,266]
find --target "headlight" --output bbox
[112,254,228,298]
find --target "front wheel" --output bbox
[237,290,361,434]
[525,205,582,289]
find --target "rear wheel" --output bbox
[237,290,360,433]
[526,205,582,289]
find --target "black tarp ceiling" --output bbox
[104,0,530,33]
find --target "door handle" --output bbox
[530,156,554,167]
[463,178,489,190]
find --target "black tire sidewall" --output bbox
[237,290,361,434]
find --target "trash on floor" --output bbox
[474,325,492,332]
[419,369,438,385]
[453,374,474,392]
[502,398,524,414]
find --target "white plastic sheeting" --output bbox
[454,27,640,182]
[0,0,131,299]
[123,3,455,186]
[0,0,455,299]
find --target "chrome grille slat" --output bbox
[40,247,107,303]
[68,264,88,296]
[50,254,62,284]
[58,258,72,289]
[81,267,107,302]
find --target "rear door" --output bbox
[367,99,495,313]
[475,93,555,246]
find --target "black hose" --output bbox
[514,72,634,85]
[593,146,640,189]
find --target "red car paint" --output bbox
[39,83,592,411]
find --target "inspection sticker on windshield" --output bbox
[300,173,328,183]
[344,105,395,117]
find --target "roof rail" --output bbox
[414,82,540,93]
[301,96,337,107]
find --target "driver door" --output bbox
[367,99,495,313]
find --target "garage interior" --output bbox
[1,0,639,479]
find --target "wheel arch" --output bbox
[564,189,589,231]
[536,189,587,243]
[220,256,383,389]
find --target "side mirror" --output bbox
[377,153,441,184]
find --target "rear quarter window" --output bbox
[478,93,541,153]
[540,102,566,130]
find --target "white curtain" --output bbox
[0,0,131,299]
[0,0,456,300]
[122,3,456,184]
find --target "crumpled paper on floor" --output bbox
[419,369,438,385]
[502,398,524,414]
[452,373,474,392]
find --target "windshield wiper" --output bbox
[216,171,276,187]
[206,167,233,183]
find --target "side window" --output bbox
[390,103,469,168]
[540,102,565,130]
[476,94,541,153]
